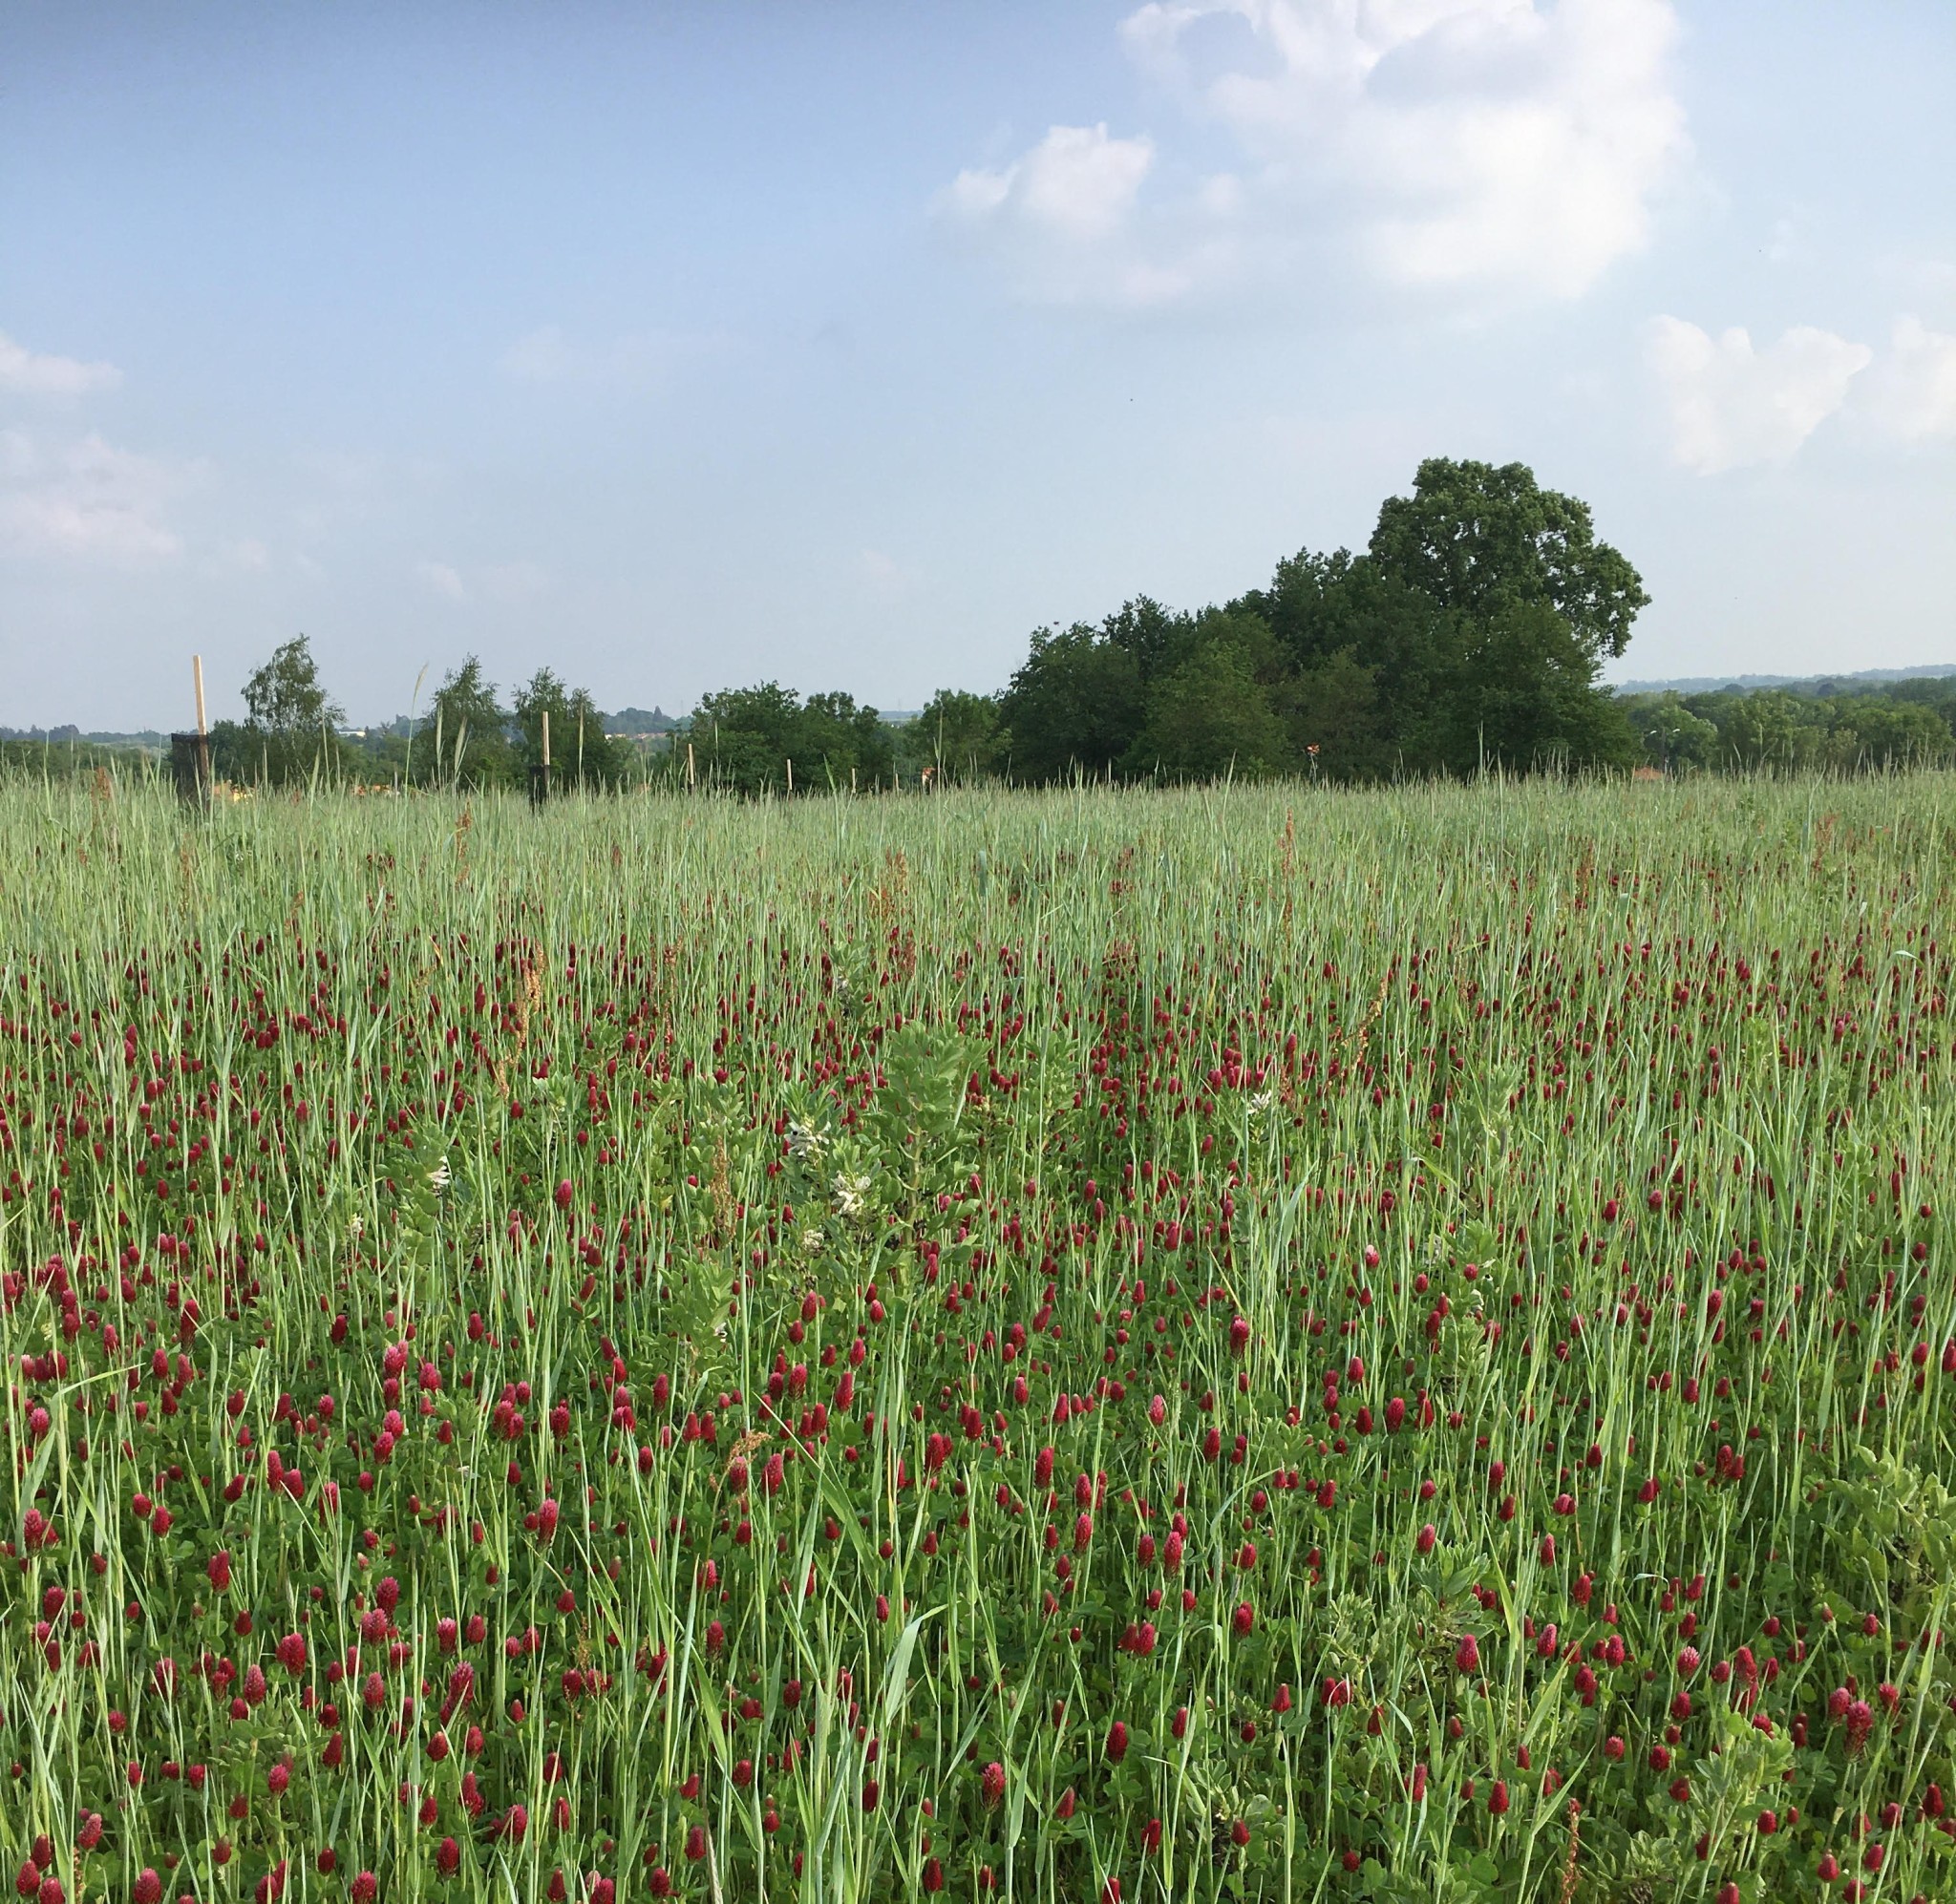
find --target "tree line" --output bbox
[692,457,1658,790]
[17,457,1949,793]
[1616,680,1956,773]
[208,458,1665,793]
[723,456,1955,786]
[201,655,640,791]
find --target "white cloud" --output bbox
[1858,316,1956,444]
[415,559,467,601]
[498,325,716,391]
[944,0,1688,308]
[942,123,1225,307]
[1647,317,1872,475]
[0,330,122,397]
[0,429,185,561]
[947,124,1155,243]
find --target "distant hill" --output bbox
[0,725,85,744]
[1617,665,1956,697]
[1,726,164,749]
[604,707,676,734]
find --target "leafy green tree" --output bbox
[214,635,344,784]
[1100,596,1196,682]
[1619,687,1954,776]
[1370,458,1648,665]
[905,689,1005,783]
[424,656,514,786]
[998,626,1143,783]
[798,691,895,790]
[1832,698,1952,767]
[1721,692,1826,771]
[1435,600,1641,774]
[513,668,628,789]
[243,634,344,733]
[690,683,893,794]
[1885,678,1956,724]
[1184,605,1285,681]
[1125,633,1291,781]
[1286,648,1385,780]
[895,458,1666,788]
[1240,552,1453,777]
[1624,692,1721,772]
[1360,460,1649,773]
[694,683,800,794]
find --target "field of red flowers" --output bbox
[3,776,1954,1903]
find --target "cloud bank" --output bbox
[1646,318,1872,475]
[0,430,186,562]
[1860,316,1956,445]
[1648,313,1956,474]
[0,330,122,397]
[943,0,1689,309]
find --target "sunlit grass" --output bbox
[2,771,1953,1902]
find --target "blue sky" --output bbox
[2,0,1951,729]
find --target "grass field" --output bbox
[3,772,1955,1904]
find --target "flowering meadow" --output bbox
[4,772,1956,1904]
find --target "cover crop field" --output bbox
[3,774,1956,1904]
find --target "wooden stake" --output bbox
[785,757,794,793]
[542,711,551,769]
[193,655,207,736]
[686,741,696,789]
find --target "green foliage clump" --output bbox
[989,457,1649,785]
[1621,683,1956,773]
[691,681,896,793]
